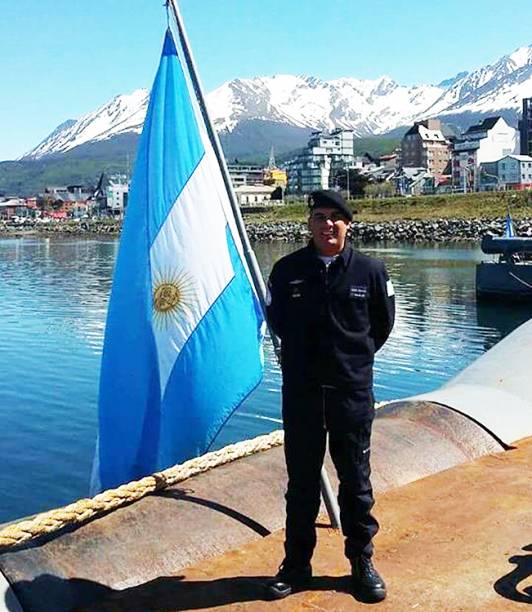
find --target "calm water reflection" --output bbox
[0,236,530,522]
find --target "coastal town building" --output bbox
[451,117,518,191]
[25,197,38,210]
[263,147,287,188]
[477,161,499,190]
[395,167,435,196]
[286,129,356,194]
[496,154,532,190]
[0,198,28,220]
[377,153,399,170]
[44,185,92,202]
[263,167,287,187]
[355,153,376,169]
[37,184,93,219]
[363,165,395,184]
[106,174,129,216]
[519,98,532,157]
[234,184,278,206]
[227,163,264,188]
[89,173,129,217]
[400,119,450,175]
[91,173,110,216]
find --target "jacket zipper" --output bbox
[321,260,334,430]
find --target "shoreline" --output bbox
[1,216,531,242]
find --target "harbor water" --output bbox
[0,236,530,524]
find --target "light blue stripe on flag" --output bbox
[158,226,263,466]
[143,30,204,245]
[95,29,264,492]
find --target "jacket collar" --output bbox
[306,241,352,268]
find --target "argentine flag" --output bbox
[93,30,264,491]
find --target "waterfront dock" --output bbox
[2,318,532,610]
[75,436,531,611]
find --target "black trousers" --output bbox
[282,385,379,565]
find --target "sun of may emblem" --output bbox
[152,269,196,329]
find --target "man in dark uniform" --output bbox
[265,189,395,602]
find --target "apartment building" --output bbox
[286,129,356,194]
[400,119,450,175]
[106,174,130,215]
[497,154,532,189]
[519,98,532,157]
[451,117,518,191]
[90,172,130,217]
[227,163,264,188]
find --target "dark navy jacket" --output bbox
[267,243,395,392]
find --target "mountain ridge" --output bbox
[20,42,532,164]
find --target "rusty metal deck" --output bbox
[8,437,532,611]
[0,399,505,612]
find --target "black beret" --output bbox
[308,189,352,221]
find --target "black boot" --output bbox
[265,561,312,599]
[351,555,386,602]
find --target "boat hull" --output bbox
[476,262,532,301]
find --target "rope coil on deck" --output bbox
[0,429,284,551]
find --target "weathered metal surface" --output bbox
[86,436,528,612]
[477,261,532,300]
[371,400,503,491]
[0,446,288,612]
[0,400,504,611]
[3,318,531,609]
[411,317,532,445]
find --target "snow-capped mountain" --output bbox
[424,46,532,117]
[25,89,149,159]
[22,44,532,161]
[206,74,443,137]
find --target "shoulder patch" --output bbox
[265,284,272,306]
[386,279,395,297]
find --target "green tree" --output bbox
[364,182,395,199]
[332,169,369,197]
[37,194,55,212]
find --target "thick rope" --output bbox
[0,401,391,551]
[0,429,284,550]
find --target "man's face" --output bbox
[308,207,351,256]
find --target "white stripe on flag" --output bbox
[150,152,235,397]
[184,85,256,293]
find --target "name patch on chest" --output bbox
[349,284,368,299]
[289,279,304,299]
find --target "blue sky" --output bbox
[0,0,531,161]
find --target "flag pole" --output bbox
[167,0,341,530]
[167,0,266,308]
